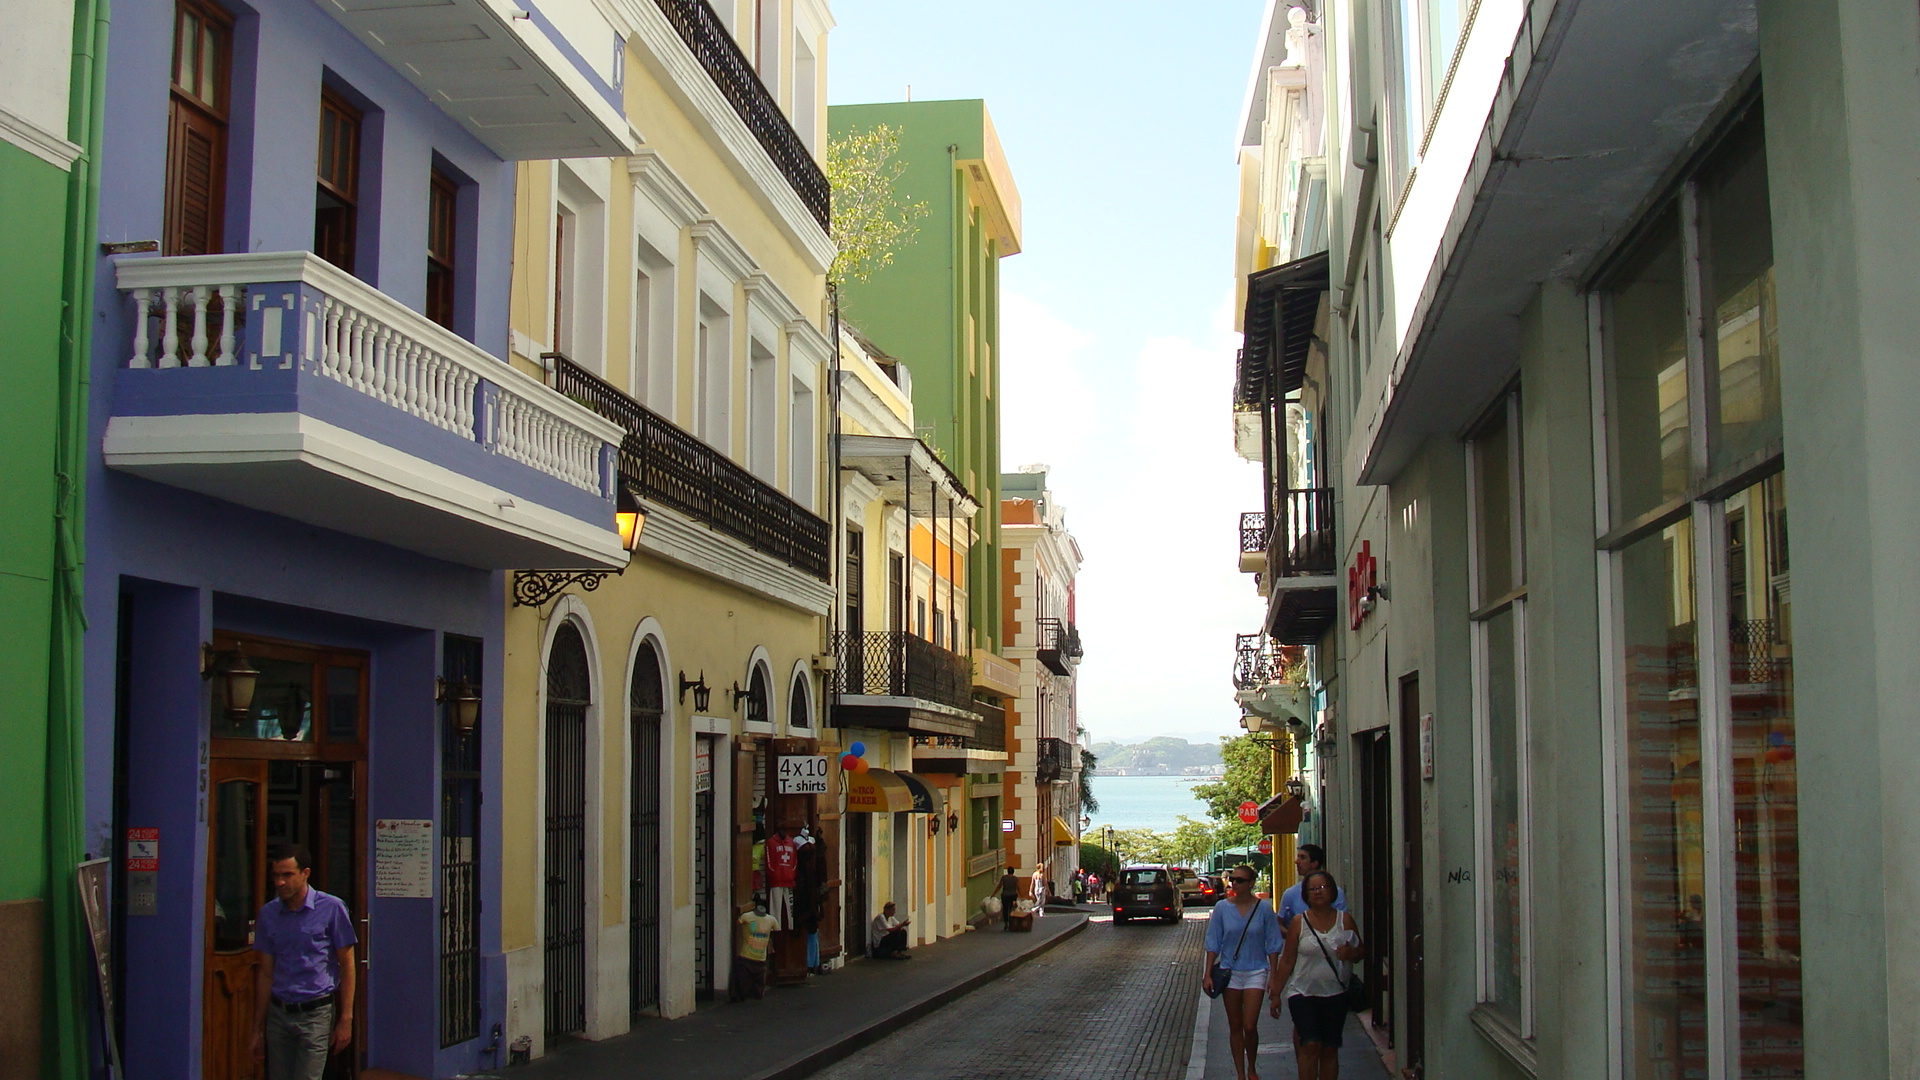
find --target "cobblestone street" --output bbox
[811,910,1206,1080]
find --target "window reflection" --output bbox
[211,779,258,953]
[1607,210,1691,522]
[1703,111,1781,472]
[213,656,314,741]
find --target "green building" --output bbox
[829,98,1021,654]
[0,1,104,1077]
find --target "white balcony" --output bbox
[105,252,629,570]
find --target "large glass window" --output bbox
[1599,98,1797,1080]
[1470,391,1529,1031]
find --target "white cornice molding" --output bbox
[636,502,832,614]
[689,218,757,282]
[612,0,836,272]
[785,317,831,363]
[628,150,708,227]
[742,271,805,326]
[0,104,81,171]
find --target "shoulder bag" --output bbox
[1205,900,1261,998]
[1304,914,1368,1011]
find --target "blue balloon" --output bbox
[849,741,866,757]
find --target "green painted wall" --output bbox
[0,140,68,906]
[830,99,1008,653]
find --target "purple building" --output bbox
[84,2,633,1076]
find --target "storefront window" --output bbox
[1702,111,1780,473]
[1482,605,1524,1020]
[1605,208,1690,523]
[214,655,315,742]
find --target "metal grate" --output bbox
[551,355,830,581]
[439,637,483,1047]
[693,739,716,998]
[544,624,590,1037]
[650,0,830,230]
[629,645,664,1018]
[829,630,974,711]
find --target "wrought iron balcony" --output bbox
[831,630,974,713]
[1271,488,1336,577]
[1240,510,1269,573]
[1035,617,1073,676]
[1234,633,1299,690]
[653,0,830,230]
[1035,737,1071,784]
[551,354,829,580]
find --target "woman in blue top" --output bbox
[1202,864,1286,1080]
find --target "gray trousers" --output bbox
[265,1000,334,1080]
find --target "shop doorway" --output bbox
[629,645,663,1019]
[202,636,368,1080]
[843,815,869,958]
[693,735,717,999]
[543,624,590,1039]
[1356,728,1394,1035]
[1398,675,1426,1076]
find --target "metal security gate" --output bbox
[440,636,483,1047]
[629,646,663,1018]
[544,624,590,1038]
[693,735,716,998]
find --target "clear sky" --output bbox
[827,1,1271,745]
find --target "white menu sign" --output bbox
[374,818,434,898]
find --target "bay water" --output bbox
[1084,773,1216,834]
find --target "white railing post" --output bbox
[130,288,151,368]
[217,286,240,366]
[188,285,210,367]
[159,287,180,369]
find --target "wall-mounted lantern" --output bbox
[437,677,482,735]
[678,671,712,711]
[201,643,260,720]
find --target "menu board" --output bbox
[374,818,434,898]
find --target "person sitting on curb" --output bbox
[869,902,911,960]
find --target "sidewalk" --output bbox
[474,912,1088,1080]
[1190,990,1393,1080]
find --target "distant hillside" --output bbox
[1088,736,1224,776]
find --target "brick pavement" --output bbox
[810,908,1209,1080]
[471,911,1088,1080]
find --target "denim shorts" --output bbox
[1287,993,1348,1047]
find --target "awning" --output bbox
[895,772,938,814]
[1257,792,1306,836]
[1051,816,1076,846]
[1236,250,1330,406]
[845,769,913,813]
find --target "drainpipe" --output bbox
[48,0,108,1077]
[825,281,841,733]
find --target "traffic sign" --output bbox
[1257,836,1273,855]
[1238,800,1259,824]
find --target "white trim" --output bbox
[741,271,804,326]
[1589,296,1626,1080]
[786,658,815,729]
[534,599,606,1043]
[1693,501,1738,1075]
[628,150,707,228]
[0,103,81,170]
[690,219,757,283]
[690,713,730,735]
[101,412,627,569]
[634,502,832,614]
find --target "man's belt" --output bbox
[272,992,335,1014]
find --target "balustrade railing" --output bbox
[118,254,612,498]
[831,630,974,712]
[550,355,830,580]
[1035,737,1071,783]
[1234,632,1301,690]
[652,0,830,230]
[1273,488,1337,576]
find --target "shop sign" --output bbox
[1420,714,1435,779]
[777,755,829,794]
[1002,818,1015,833]
[373,819,433,898]
[694,745,712,794]
[1348,541,1378,631]
[125,827,158,916]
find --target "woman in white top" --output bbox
[1271,870,1364,1080]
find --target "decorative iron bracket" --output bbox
[512,570,617,607]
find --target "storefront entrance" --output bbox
[202,636,369,1080]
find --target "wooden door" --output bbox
[204,758,267,1080]
[1358,729,1395,1032]
[1399,675,1427,1076]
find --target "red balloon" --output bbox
[841,754,859,770]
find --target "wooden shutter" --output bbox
[164,0,230,257]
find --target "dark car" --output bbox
[1111,864,1184,924]
[1170,866,1211,904]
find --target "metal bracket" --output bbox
[511,570,616,607]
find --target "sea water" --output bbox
[1084,773,1217,834]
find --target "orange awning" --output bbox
[845,768,914,813]
[1051,816,1076,846]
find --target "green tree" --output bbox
[1167,815,1261,869]
[1078,745,1099,814]
[1190,733,1273,821]
[1079,841,1119,879]
[824,124,928,284]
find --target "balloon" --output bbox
[841,754,859,770]
[849,741,866,757]
[852,757,870,773]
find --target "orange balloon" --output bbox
[852,757,870,773]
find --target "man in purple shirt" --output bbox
[251,843,357,1080]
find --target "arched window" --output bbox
[629,642,664,1017]
[747,664,771,727]
[788,671,811,728]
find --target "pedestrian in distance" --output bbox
[997,868,1021,930]
[251,843,357,1080]
[1031,865,1048,917]
[1272,870,1365,1080]
[868,901,911,959]
[1202,864,1286,1080]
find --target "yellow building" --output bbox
[494,0,838,1054]
[831,326,1005,947]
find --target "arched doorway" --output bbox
[629,643,664,1018]
[544,623,590,1038]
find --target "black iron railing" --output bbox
[1036,737,1071,783]
[551,355,830,581]
[1273,488,1336,576]
[439,637,482,1048]
[912,700,1008,754]
[831,631,974,712]
[1064,622,1084,659]
[1035,617,1071,675]
[1730,619,1788,684]
[1240,511,1270,555]
[653,0,831,230]
[1234,632,1298,690]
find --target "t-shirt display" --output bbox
[737,910,777,962]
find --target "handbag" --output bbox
[1205,900,1261,998]
[1304,914,1368,1011]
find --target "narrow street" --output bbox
[811,908,1206,1080]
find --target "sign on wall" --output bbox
[694,744,712,794]
[125,827,158,916]
[373,818,433,898]
[777,755,829,794]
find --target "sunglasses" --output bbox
[1230,876,1255,885]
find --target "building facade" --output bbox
[494,0,838,1055]
[999,468,1084,900]
[1234,1,1920,1078]
[0,1,102,1077]
[82,2,631,1077]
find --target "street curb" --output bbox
[747,915,1091,1080]
[1184,988,1211,1080]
